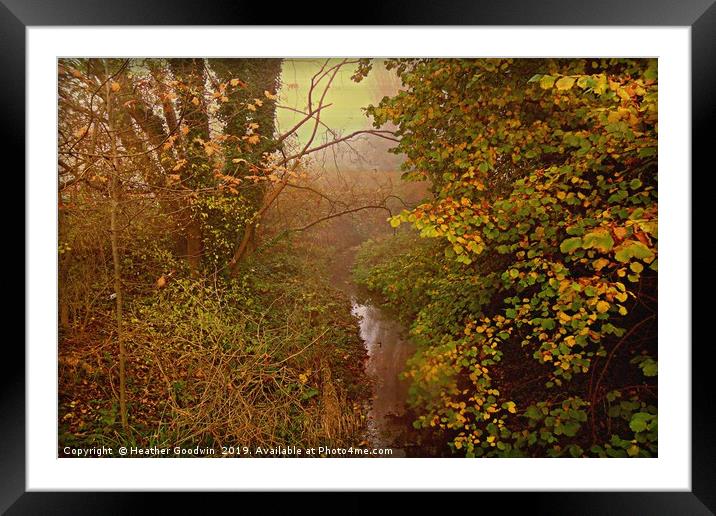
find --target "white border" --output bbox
[27,27,691,491]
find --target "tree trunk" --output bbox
[228,223,255,273]
[186,217,202,275]
[105,61,129,434]
[167,59,210,275]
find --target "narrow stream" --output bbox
[351,299,415,456]
[328,245,418,456]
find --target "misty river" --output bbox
[351,300,415,456]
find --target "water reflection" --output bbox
[351,300,415,457]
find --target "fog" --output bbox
[277,58,405,173]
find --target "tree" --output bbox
[104,61,130,432]
[58,58,400,437]
[358,58,658,457]
[225,58,398,273]
[58,57,285,432]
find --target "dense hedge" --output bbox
[354,58,658,457]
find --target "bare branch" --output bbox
[286,204,393,233]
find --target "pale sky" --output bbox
[276,58,400,148]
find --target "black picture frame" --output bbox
[5,1,708,512]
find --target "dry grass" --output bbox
[59,274,368,455]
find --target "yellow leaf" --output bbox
[539,75,556,89]
[264,90,277,100]
[110,82,120,92]
[596,300,610,313]
[593,258,609,271]
[630,262,644,273]
[613,227,628,240]
[191,97,200,106]
[555,76,576,90]
[230,78,240,87]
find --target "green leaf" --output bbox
[582,229,614,252]
[301,387,319,400]
[629,412,653,433]
[524,406,541,420]
[560,237,583,253]
[540,75,556,89]
[562,421,580,437]
[541,318,556,330]
[638,147,657,158]
[639,358,658,377]
[614,241,655,263]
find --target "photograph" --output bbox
[57,57,659,460]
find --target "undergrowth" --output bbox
[59,242,369,456]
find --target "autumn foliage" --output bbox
[354,58,658,457]
[58,59,371,453]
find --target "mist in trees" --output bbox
[58,57,657,459]
[58,58,417,453]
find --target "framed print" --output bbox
[6,0,709,512]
